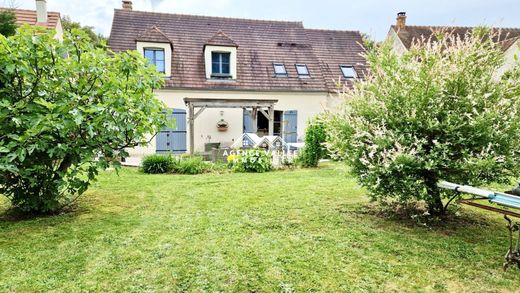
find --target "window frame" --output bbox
[273,63,288,77]
[340,65,357,79]
[143,48,166,74]
[295,64,310,77]
[211,51,232,78]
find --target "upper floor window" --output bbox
[211,52,231,77]
[273,63,287,77]
[144,48,165,73]
[340,65,357,79]
[295,64,309,77]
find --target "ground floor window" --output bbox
[257,110,283,136]
[243,109,297,142]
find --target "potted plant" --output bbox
[216,119,229,132]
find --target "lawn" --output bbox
[0,162,519,292]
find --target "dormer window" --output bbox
[144,48,165,73]
[295,64,309,77]
[136,26,172,77]
[340,65,357,79]
[273,63,288,77]
[204,31,238,80]
[211,52,231,78]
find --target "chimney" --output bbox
[122,0,133,10]
[396,12,406,30]
[35,0,48,24]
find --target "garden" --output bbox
[1,25,520,292]
[2,163,520,292]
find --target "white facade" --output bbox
[496,40,520,76]
[128,89,337,157]
[385,28,407,55]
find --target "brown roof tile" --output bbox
[499,36,520,51]
[0,8,60,29]
[136,25,172,43]
[109,9,367,92]
[205,30,238,47]
[304,28,368,90]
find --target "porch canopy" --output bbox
[183,98,278,154]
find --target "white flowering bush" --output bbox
[326,28,520,215]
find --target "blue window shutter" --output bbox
[243,109,254,133]
[170,109,187,153]
[171,132,186,153]
[283,110,298,143]
[156,131,170,152]
[156,108,187,153]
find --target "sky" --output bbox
[6,0,520,40]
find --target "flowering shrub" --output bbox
[227,155,238,163]
[326,28,520,215]
[232,149,272,173]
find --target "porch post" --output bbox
[268,106,274,136]
[188,103,195,154]
[252,107,258,134]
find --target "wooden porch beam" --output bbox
[193,106,207,120]
[268,106,274,136]
[252,107,258,133]
[188,103,195,154]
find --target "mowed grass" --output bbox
[0,163,519,292]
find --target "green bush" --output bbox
[0,26,165,213]
[232,149,272,173]
[141,154,175,174]
[141,154,219,175]
[325,27,520,216]
[173,156,209,175]
[297,118,328,167]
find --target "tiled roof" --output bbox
[108,9,366,92]
[205,30,238,47]
[392,25,520,51]
[0,8,60,29]
[499,36,520,51]
[136,25,172,43]
[304,29,367,91]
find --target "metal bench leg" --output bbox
[513,223,520,269]
[503,215,520,271]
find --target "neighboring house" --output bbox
[108,0,367,156]
[0,0,63,40]
[386,12,520,74]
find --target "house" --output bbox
[0,0,63,40]
[386,12,520,74]
[108,0,367,156]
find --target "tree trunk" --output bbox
[425,176,445,216]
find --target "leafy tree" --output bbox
[0,26,166,213]
[361,33,377,52]
[297,117,327,167]
[61,15,106,47]
[0,9,17,36]
[325,28,520,216]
